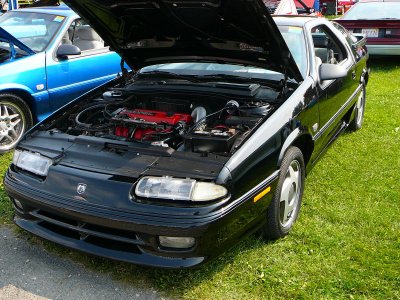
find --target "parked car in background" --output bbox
[4,0,369,268]
[319,0,357,15]
[0,5,123,152]
[336,0,357,14]
[336,0,400,55]
[264,0,317,15]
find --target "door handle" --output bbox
[352,71,356,80]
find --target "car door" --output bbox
[311,24,358,157]
[46,19,122,111]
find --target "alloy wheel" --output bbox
[0,103,24,151]
[356,89,365,126]
[279,160,302,228]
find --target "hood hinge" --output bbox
[279,66,289,98]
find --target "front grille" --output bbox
[30,209,144,253]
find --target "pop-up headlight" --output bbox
[12,150,52,176]
[135,176,228,202]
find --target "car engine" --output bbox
[65,90,272,155]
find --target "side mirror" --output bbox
[56,44,81,60]
[352,33,366,43]
[351,34,367,50]
[319,63,348,81]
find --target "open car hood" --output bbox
[0,26,35,56]
[63,0,303,82]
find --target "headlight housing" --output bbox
[12,149,52,176]
[135,176,228,202]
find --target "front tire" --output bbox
[263,146,305,240]
[0,93,33,153]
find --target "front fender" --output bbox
[277,127,312,166]
[0,83,36,95]
[0,83,50,122]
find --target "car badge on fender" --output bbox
[77,183,87,195]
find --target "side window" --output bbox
[64,19,105,52]
[311,25,347,65]
[332,22,366,62]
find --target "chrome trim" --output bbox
[314,83,363,140]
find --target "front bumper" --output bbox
[367,44,400,56]
[4,169,278,268]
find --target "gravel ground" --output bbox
[0,227,166,300]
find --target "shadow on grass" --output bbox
[369,56,400,71]
[13,226,272,298]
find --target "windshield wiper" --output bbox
[198,73,260,82]
[199,73,286,85]
[136,70,201,83]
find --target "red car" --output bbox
[336,0,400,55]
[337,0,356,14]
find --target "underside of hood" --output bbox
[0,27,35,55]
[63,0,303,82]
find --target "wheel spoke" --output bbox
[280,177,292,204]
[356,94,364,124]
[4,134,13,142]
[8,129,17,138]
[9,113,20,120]
[280,176,293,223]
[11,118,21,127]
[3,105,9,117]
[359,96,364,113]
[285,190,296,217]
[288,165,299,186]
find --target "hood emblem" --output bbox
[77,183,87,195]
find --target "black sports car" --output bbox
[4,0,369,268]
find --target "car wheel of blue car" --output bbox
[263,146,305,240]
[0,94,33,153]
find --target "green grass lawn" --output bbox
[0,152,13,224]
[0,58,399,299]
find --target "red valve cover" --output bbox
[119,109,193,125]
[115,109,193,139]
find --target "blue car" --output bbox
[0,5,123,152]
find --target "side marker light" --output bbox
[254,186,271,203]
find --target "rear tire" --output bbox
[0,93,33,153]
[349,84,366,132]
[263,146,305,240]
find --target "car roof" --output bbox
[15,5,77,17]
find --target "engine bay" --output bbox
[46,84,279,156]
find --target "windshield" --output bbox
[279,26,307,77]
[0,11,65,52]
[140,25,306,81]
[342,2,400,20]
